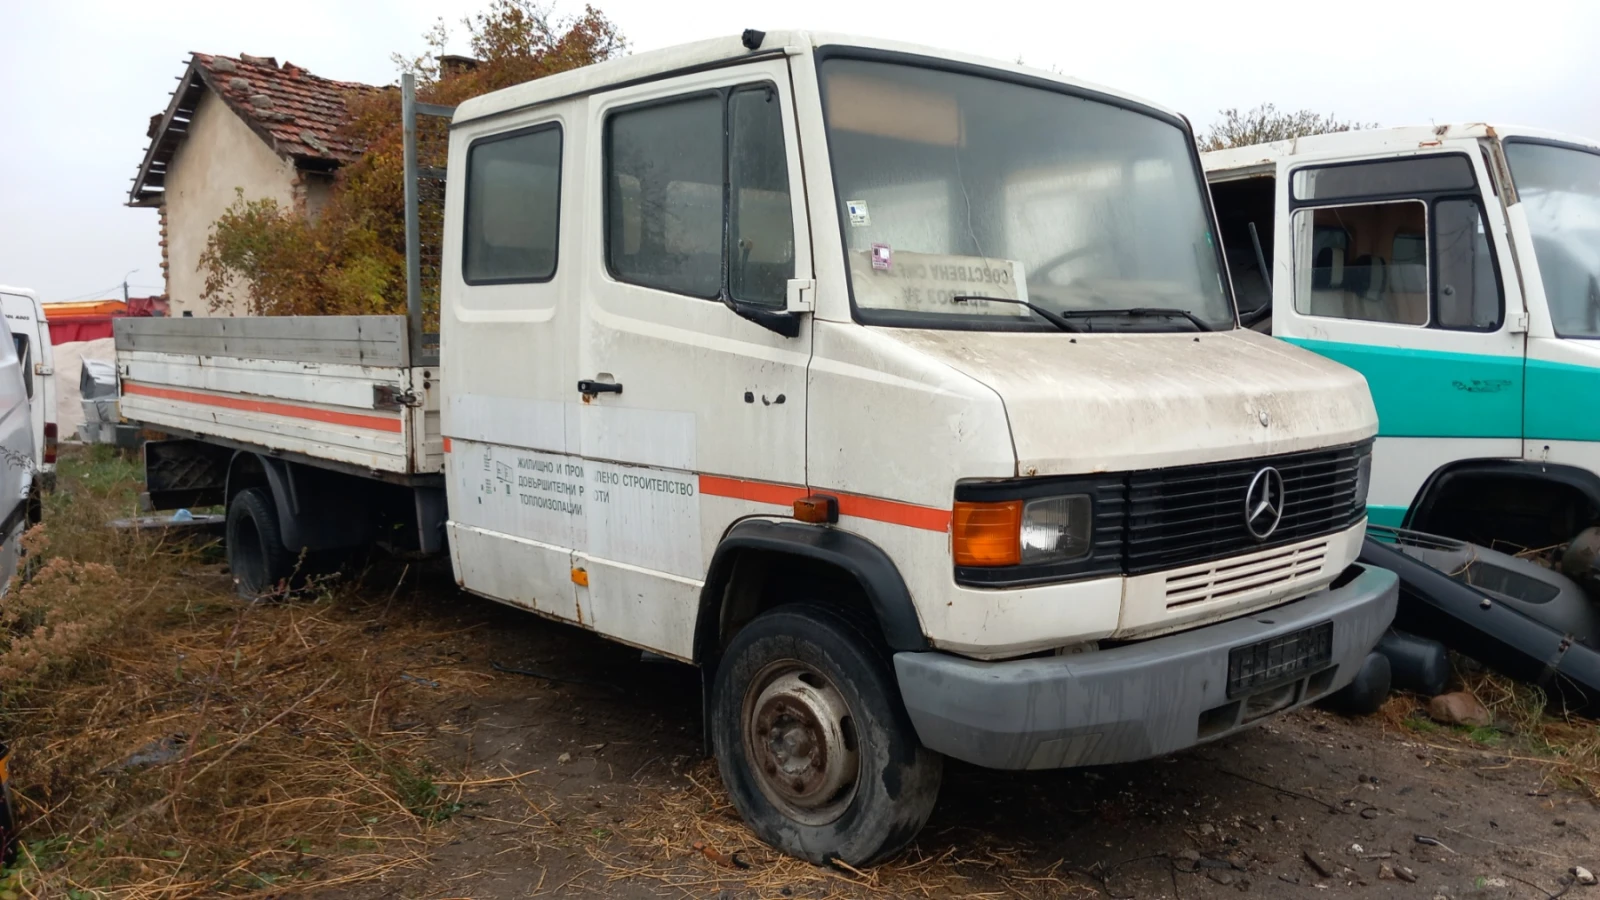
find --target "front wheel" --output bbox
[711,603,942,866]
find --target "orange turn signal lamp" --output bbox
[793,494,839,524]
[952,500,1022,566]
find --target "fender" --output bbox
[1406,458,1600,532]
[225,452,297,548]
[693,518,930,666]
[226,452,375,552]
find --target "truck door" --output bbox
[443,105,585,624]
[1273,150,1526,526]
[574,59,812,659]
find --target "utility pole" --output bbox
[121,268,138,305]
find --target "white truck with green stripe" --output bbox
[1206,125,1600,552]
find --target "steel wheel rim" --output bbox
[741,659,861,826]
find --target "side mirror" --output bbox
[721,282,809,339]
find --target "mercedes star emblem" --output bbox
[1244,467,1285,540]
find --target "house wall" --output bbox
[163,90,298,316]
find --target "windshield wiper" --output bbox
[951,295,1082,332]
[1056,307,1212,332]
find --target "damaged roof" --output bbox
[128,53,388,208]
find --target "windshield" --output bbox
[818,57,1232,331]
[1504,140,1600,338]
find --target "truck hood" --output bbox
[888,328,1376,476]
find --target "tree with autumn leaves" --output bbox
[199,1,625,318]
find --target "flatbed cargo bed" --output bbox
[114,315,442,478]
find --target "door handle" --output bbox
[577,379,623,395]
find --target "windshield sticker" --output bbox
[846,200,871,227]
[849,250,1030,316]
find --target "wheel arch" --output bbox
[692,519,929,670]
[225,451,296,548]
[224,452,378,552]
[1405,458,1600,546]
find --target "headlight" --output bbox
[953,494,1093,566]
[1353,452,1373,510]
[1020,495,1093,563]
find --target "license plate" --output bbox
[1227,622,1333,698]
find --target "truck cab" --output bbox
[441,31,1395,862]
[1206,126,1600,552]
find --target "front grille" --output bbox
[1125,443,1366,574]
[1163,538,1329,610]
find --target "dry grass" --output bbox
[1381,659,1600,800]
[0,446,468,898]
[474,760,1093,900]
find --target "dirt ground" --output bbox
[310,560,1600,900]
[8,449,1599,899]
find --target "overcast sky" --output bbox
[3,0,1597,302]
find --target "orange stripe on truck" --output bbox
[698,473,808,507]
[698,474,951,533]
[122,381,404,434]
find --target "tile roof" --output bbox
[192,53,386,165]
[129,53,388,207]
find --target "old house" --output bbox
[127,54,383,316]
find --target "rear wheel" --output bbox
[226,487,291,599]
[711,603,941,866]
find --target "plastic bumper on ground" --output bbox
[893,563,1398,770]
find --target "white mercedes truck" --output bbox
[116,31,1398,864]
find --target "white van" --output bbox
[117,31,1398,864]
[0,299,39,588]
[0,287,56,510]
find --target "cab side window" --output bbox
[463,124,563,284]
[606,84,795,308]
[1434,198,1502,329]
[1300,201,1428,325]
[12,335,30,400]
[1290,155,1503,331]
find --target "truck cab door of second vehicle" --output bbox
[1272,147,1527,526]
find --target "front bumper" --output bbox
[893,563,1398,769]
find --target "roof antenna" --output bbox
[741,29,765,51]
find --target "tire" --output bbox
[226,487,292,599]
[711,603,942,866]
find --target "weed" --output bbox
[389,760,463,823]
[1464,725,1502,745]
[1404,716,1441,734]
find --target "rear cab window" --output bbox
[463,124,563,284]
